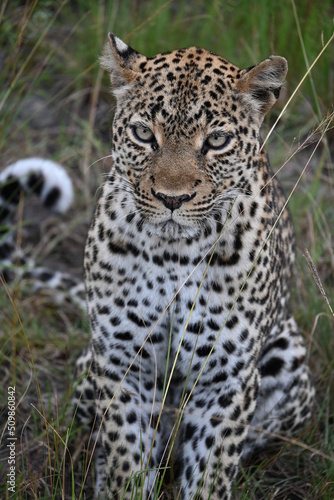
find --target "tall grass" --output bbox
[0,0,333,498]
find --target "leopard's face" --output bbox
[104,38,287,239]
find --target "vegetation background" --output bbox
[0,0,333,498]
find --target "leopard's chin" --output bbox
[145,219,202,241]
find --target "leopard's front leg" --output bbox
[92,363,168,499]
[178,366,259,499]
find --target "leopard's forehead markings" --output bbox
[132,47,242,127]
[144,47,239,75]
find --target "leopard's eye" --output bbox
[132,125,155,143]
[205,133,231,150]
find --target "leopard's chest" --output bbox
[86,189,280,385]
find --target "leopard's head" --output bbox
[102,34,287,239]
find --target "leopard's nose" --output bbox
[151,188,196,212]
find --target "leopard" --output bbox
[76,33,315,499]
[0,158,85,308]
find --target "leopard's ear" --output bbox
[100,33,145,95]
[236,56,288,117]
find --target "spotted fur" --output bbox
[0,158,85,307]
[76,34,314,499]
